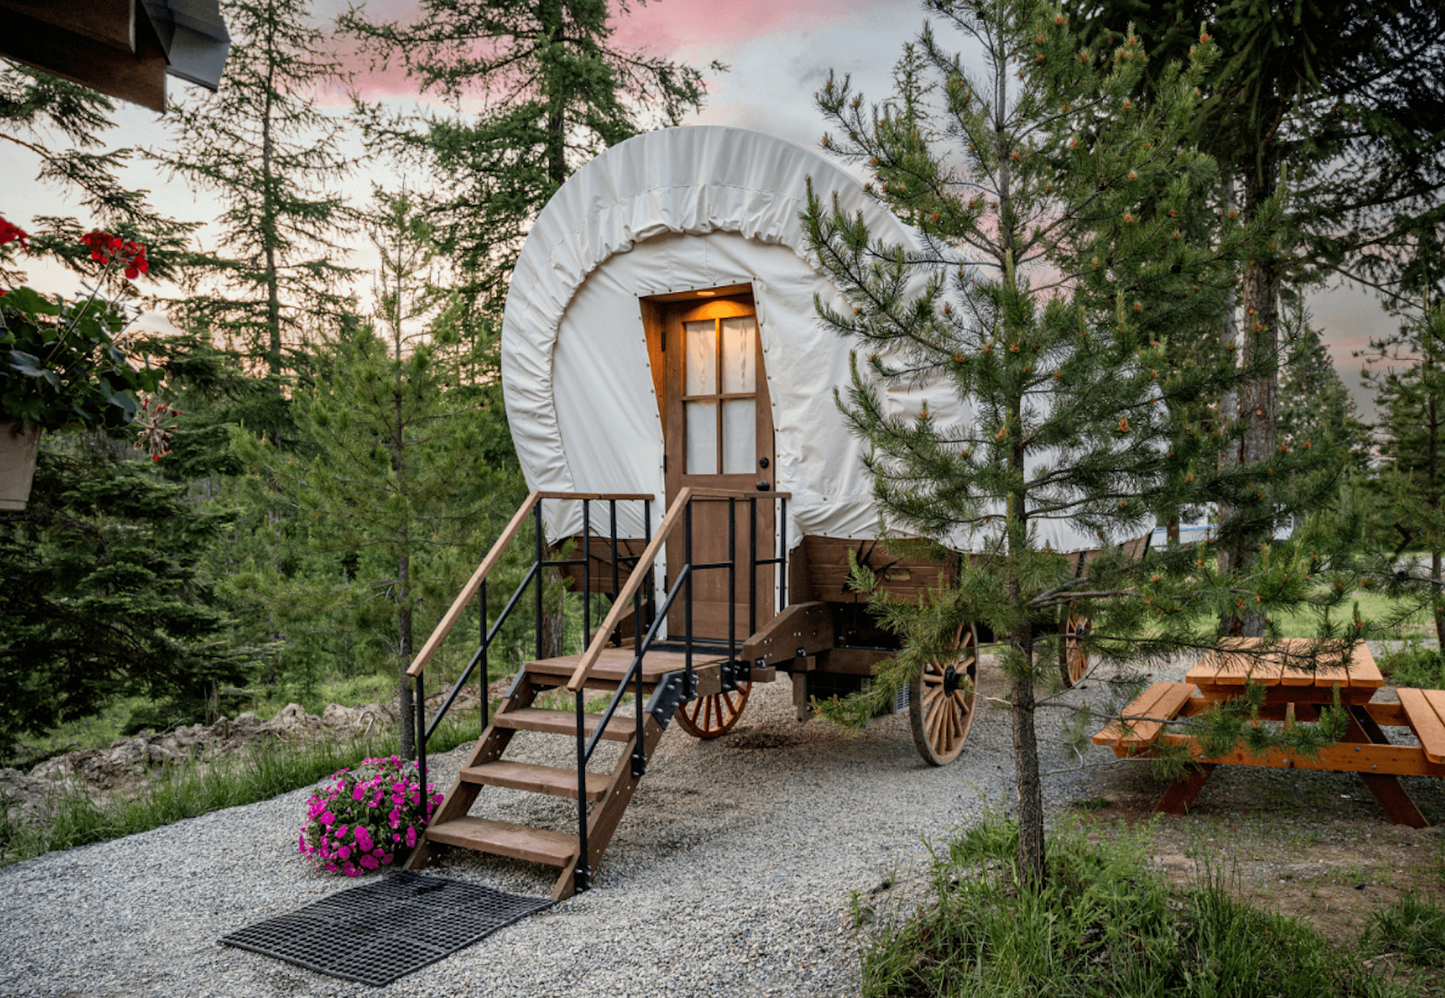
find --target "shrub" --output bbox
[1380,642,1445,690]
[299,755,442,876]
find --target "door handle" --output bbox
[756,480,771,491]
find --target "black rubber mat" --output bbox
[220,871,553,986]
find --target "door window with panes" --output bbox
[683,313,760,475]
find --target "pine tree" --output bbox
[339,0,719,322]
[1072,0,1445,631]
[1365,301,1445,647]
[803,0,1363,884]
[151,0,356,384]
[237,190,517,758]
[1276,308,1369,474]
[0,441,258,754]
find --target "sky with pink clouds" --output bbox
[1,0,1398,418]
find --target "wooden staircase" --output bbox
[405,647,726,899]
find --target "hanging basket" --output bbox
[0,422,40,511]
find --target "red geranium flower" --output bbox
[80,230,149,280]
[0,217,30,251]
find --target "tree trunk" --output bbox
[1435,550,1444,649]
[1234,160,1280,638]
[393,315,416,758]
[1215,173,1242,633]
[994,26,1045,885]
[261,18,283,386]
[1427,312,1444,649]
[544,0,567,190]
[1010,635,1046,885]
[398,538,416,760]
[539,580,567,660]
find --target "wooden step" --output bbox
[460,760,609,801]
[491,707,636,742]
[525,646,725,685]
[424,816,577,867]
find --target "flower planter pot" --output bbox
[0,422,40,511]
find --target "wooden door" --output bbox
[660,294,776,642]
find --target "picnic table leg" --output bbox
[1154,763,1216,815]
[1344,705,1430,829]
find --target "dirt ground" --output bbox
[1068,751,1445,950]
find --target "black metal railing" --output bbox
[411,493,652,802]
[408,487,789,894]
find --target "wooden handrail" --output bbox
[566,488,694,692]
[407,492,541,678]
[406,490,660,678]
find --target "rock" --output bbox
[0,767,69,827]
[14,691,436,833]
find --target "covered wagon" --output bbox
[404,126,1140,897]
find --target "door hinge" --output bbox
[662,453,667,472]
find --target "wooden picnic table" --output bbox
[1185,636,1383,705]
[1094,639,1445,828]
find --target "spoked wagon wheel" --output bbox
[675,678,752,739]
[1059,610,1093,688]
[909,624,979,766]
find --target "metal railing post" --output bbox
[643,498,653,629]
[575,687,590,893]
[685,499,694,697]
[534,500,545,660]
[749,497,758,637]
[415,672,427,805]
[632,498,646,774]
[609,499,619,646]
[582,499,591,652]
[480,579,489,729]
[728,496,736,667]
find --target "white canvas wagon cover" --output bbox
[500,125,1100,555]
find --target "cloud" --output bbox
[1306,282,1395,421]
[611,0,889,49]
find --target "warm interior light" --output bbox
[697,290,717,296]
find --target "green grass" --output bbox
[244,672,404,722]
[1267,591,1436,641]
[0,714,484,867]
[1365,893,1445,967]
[15,663,505,763]
[854,816,1410,997]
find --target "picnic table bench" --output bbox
[1093,639,1445,827]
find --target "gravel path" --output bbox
[0,656,1177,998]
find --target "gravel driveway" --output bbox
[0,657,1131,998]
